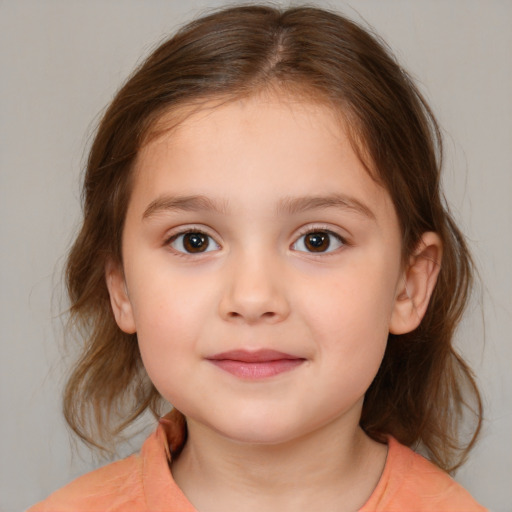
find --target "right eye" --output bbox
[168,231,220,254]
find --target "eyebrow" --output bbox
[276,194,376,220]
[143,194,229,219]
[142,193,375,220]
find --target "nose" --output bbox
[218,251,290,325]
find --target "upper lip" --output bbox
[207,349,303,363]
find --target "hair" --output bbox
[64,4,482,472]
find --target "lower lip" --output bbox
[209,359,304,379]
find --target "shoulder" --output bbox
[26,454,145,512]
[360,437,487,512]
[26,418,193,512]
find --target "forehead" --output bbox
[140,91,363,170]
[131,93,394,223]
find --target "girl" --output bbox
[30,5,485,511]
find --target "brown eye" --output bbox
[304,232,330,252]
[169,231,219,254]
[183,233,208,252]
[292,230,345,254]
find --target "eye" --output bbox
[168,231,220,254]
[292,230,345,253]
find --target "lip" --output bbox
[206,349,305,379]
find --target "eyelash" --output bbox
[292,227,348,255]
[165,227,219,256]
[164,226,348,256]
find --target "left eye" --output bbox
[169,232,220,254]
[292,231,345,253]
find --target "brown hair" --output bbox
[64,5,482,472]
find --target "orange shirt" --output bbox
[29,412,487,512]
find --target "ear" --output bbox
[105,260,136,334]
[389,232,442,335]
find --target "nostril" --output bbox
[219,285,290,324]
[225,310,277,322]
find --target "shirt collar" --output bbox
[158,408,188,462]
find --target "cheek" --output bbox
[318,302,389,382]
[311,300,389,406]
[129,259,217,330]
[301,263,397,341]
[297,259,397,380]
[128,269,219,392]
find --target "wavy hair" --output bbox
[64,5,482,472]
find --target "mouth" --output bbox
[206,349,306,379]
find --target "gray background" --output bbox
[1,1,511,511]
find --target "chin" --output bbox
[210,413,314,447]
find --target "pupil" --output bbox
[184,233,208,252]
[306,232,329,252]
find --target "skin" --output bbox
[107,93,442,512]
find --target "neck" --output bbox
[171,414,387,512]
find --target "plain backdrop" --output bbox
[1,1,511,511]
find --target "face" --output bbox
[109,94,410,446]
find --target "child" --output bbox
[29,5,486,511]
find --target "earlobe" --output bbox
[389,232,442,335]
[105,260,136,334]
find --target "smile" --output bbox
[206,349,306,379]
